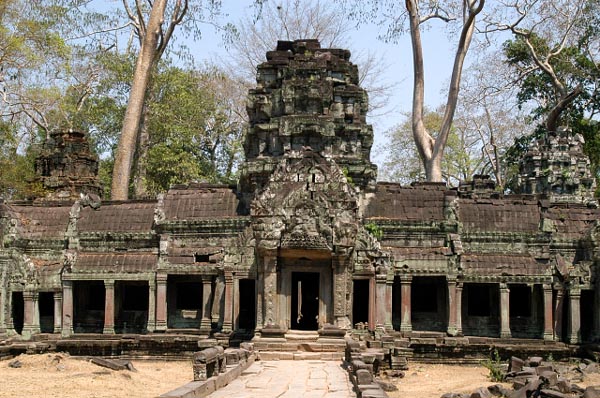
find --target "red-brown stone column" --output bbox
[368,277,376,331]
[554,287,565,341]
[222,271,234,333]
[61,281,73,337]
[147,280,156,332]
[103,280,115,334]
[499,283,511,338]
[543,284,554,340]
[200,276,213,333]
[375,275,392,331]
[155,273,168,331]
[233,277,240,331]
[447,277,458,336]
[455,282,463,335]
[53,292,62,333]
[568,287,581,344]
[399,275,412,333]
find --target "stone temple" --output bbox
[1,40,599,356]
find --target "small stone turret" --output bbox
[239,39,377,201]
[518,128,596,204]
[35,130,103,201]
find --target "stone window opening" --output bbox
[509,285,531,317]
[467,284,492,317]
[195,253,210,263]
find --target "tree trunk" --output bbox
[406,0,484,183]
[133,102,151,198]
[111,0,167,201]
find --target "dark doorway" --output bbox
[11,292,24,334]
[116,282,148,333]
[39,292,54,333]
[353,279,370,327]
[291,272,319,330]
[238,279,256,330]
[167,276,202,329]
[73,281,105,333]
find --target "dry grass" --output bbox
[0,354,191,398]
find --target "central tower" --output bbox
[239,39,377,206]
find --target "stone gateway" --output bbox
[1,40,599,351]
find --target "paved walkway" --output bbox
[207,360,355,398]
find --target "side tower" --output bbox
[518,128,596,204]
[34,130,103,202]
[239,39,377,207]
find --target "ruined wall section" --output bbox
[240,39,377,208]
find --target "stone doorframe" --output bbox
[278,256,333,331]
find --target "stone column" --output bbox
[542,284,554,341]
[103,280,115,334]
[53,292,63,333]
[222,271,234,333]
[155,273,168,331]
[368,277,376,331]
[263,255,278,327]
[332,256,350,329]
[447,277,459,336]
[256,270,264,330]
[399,275,412,333]
[554,287,565,341]
[22,291,39,338]
[499,283,511,338]
[455,282,463,336]
[0,289,4,333]
[61,281,74,337]
[200,276,213,333]
[233,277,240,331]
[568,287,581,344]
[147,279,156,332]
[375,275,392,331]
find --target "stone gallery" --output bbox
[1,40,599,349]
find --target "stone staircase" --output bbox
[252,329,347,360]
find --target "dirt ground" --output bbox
[386,362,600,398]
[0,354,191,398]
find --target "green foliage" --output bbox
[365,222,383,240]
[482,349,504,383]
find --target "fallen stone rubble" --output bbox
[442,355,600,398]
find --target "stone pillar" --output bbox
[375,275,392,331]
[542,284,554,341]
[200,276,213,333]
[499,283,511,338]
[368,277,376,331]
[0,289,5,333]
[147,279,156,332]
[263,255,278,327]
[62,281,74,337]
[22,291,40,338]
[256,270,264,330]
[233,277,240,331]
[455,282,463,336]
[447,277,459,336]
[333,256,350,329]
[399,275,412,333]
[155,273,168,331]
[53,292,63,333]
[103,280,115,334]
[554,287,565,341]
[222,271,234,333]
[568,287,581,344]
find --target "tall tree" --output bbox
[339,0,485,182]
[227,0,393,115]
[111,0,181,200]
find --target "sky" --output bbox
[185,1,461,168]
